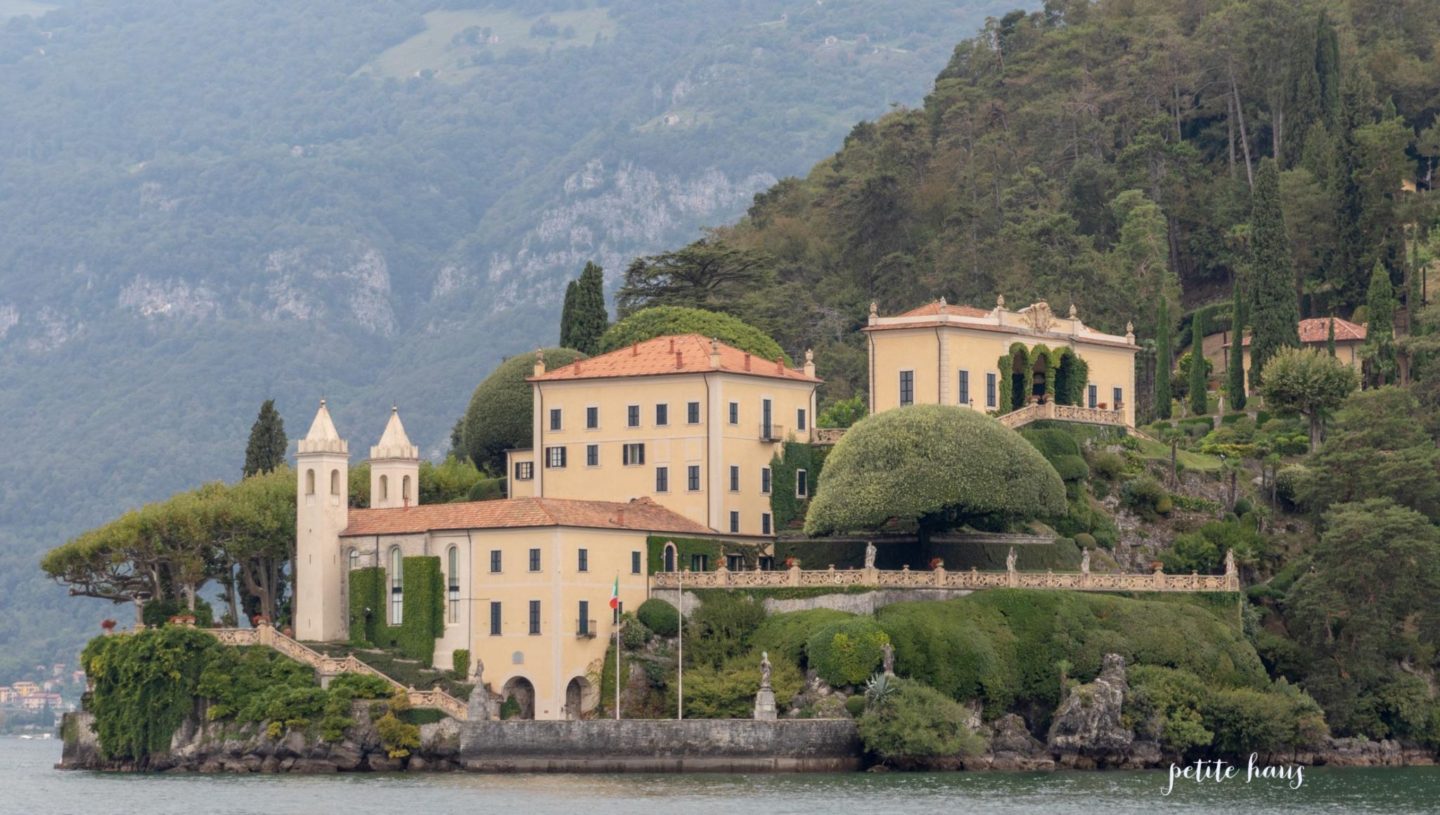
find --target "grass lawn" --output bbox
[1135,436,1224,472]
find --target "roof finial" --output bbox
[868,301,879,326]
[996,293,1005,309]
[1068,303,1077,319]
[1125,321,1135,343]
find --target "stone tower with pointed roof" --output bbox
[370,406,420,509]
[296,399,349,642]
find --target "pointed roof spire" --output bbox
[371,405,419,461]
[298,399,348,455]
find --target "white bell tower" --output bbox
[369,406,420,509]
[295,399,349,642]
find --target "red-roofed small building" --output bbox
[1212,317,1367,396]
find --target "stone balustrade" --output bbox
[652,562,1239,594]
[208,622,468,721]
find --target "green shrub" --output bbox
[1126,665,1214,756]
[1204,683,1328,756]
[452,649,470,679]
[1162,531,1221,573]
[1051,454,1090,482]
[683,652,804,719]
[499,696,522,720]
[81,627,220,762]
[348,567,386,647]
[844,694,868,718]
[751,609,855,665]
[1021,428,1082,461]
[856,678,985,764]
[1274,465,1310,510]
[621,612,651,650]
[466,477,505,501]
[636,598,681,638]
[1121,475,1168,519]
[1089,451,1126,481]
[806,618,891,687]
[375,710,421,758]
[1074,533,1097,549]
[687,593,766,668]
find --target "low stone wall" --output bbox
[458,719,861,772]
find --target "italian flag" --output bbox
[609,575,620,610]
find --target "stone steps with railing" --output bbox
[210,622,468,721]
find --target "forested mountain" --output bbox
[0,0,1016,679]
[630,0,1439,403]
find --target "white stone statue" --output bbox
[1006,546,1017,572]
[881,641,895,676]
[1081,549,1091,575]
[760,651,772,690]
[1224,548,1236,576]
[864,541,877,569]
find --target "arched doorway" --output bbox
[1030,352,1050,401]
[663,542,677,572]
[1055,349,1085,406]
[501,676,536,720]
[564,676,598,720]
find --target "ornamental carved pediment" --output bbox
[1021,301,1055,333]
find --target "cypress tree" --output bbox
[1365,261,1396,384]
[570,261,610,355]
[1189,310,1208,416]
[1248,159,1301,391]
[1326,315,1336,356]
[1228,283,1247,411]
[1155,296,1173,420]
[243,400,287,478]
[1314,11,1341,127]
[558,279,578,350]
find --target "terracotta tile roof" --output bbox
[340,496,712,537]
[1231,318,1367,348]
[529,334,819,383]
[896,300,991,319]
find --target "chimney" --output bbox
[669,337,675,352]
[710,338,721,369]
[632,343,638,356]
[532,348,546,377]
[675,350,683,369]
[615,507,626,526]
[744,353,752,371]
[775,358,784,374]
[804,348,816,379]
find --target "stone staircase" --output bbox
[211,622,468,721]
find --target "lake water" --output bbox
[8,738,1440,815]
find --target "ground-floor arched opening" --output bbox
[501,676,536,720]
[564,676,598,720]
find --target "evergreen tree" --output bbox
[569,261,609,355]
[1189,311,1208,415]
[243,400,287,478]
[558,279,578,350]
[1248,159,1301,391]
[1326,315,1336,357]
[1155,296,1173,420]
[1313,11,1341,127]
[1365,262,1396,385]
[1228,283,1247,411]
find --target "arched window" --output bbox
[663,542,677,573]
[305,469,316,495]
[402,475,412,505]
[379,474,389,502]
[447,546,460,624]
[330,469,340,496]
[389,547,404,625]
[348,548,358,570]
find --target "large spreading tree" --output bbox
[804,405,1066,536]
[1248,159,1301,391]
[615,240,775,318]
[460,348,588,474]
[1258,346,1358,451]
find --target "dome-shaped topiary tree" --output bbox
[804,405,1066,536]
[461,348,587,474]
[597,306,789,363]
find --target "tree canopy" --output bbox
[559,262,609,355]
[460,348,587,474]
[1248,159,1301,390]
[804,405,1066,535]
[242,400,287,478]
[615,240,775,319]
[597,306,788,363]
[1258,346,1359,450]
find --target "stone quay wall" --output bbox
[457,719,862,772]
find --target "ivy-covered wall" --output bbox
[348,567,386,648]
[645,535,765,573]
[770,441,827,531]
[399,556,444,666]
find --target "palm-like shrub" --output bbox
[804,405,1065,535]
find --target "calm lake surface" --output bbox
[9,738,1440,815]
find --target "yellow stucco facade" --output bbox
[865,299,1138,426]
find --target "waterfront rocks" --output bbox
[1047,653,1134,768]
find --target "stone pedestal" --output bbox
[753,687,777,721]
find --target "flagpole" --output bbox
[677,567,683,720]
[614,573,621,721]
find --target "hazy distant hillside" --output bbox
[0,0,1015,678]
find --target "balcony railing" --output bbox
[759,423,786,442]
[576,619,596,638]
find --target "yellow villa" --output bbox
[1211,317,1367,396]
[292,398,753,721]
[865,297,1139,427]
[507,334,822,537]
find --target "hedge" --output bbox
[751,608,856,665]
[770,441,825,530]
[399,556,445,666]
[806,617,891,687]
[636,598,680,638]
[348,567,386,647]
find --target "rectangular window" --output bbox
[900,370,915,406]
[762,513,772,535]
[687,465,701,491]
[761,466,772,495]
[631,551,642,575]
[529,600,541,635]
[1088,384,1098,408]
[761,398,773,438]
[726,553,745,571]
[578,600,590,637]
[796,468,809,498]
[759,556,775,571]
[655,403,668,426]
[797,408,807,431]
[729,511,739,533]
[986,372,997,408]
[959,370,971,405]
[586,406,598,429]
[627,404,640,428]
[586,443,599,467]
[687,401,701,424]
[549,407,562,431]
[489,602,502,636]
[489,550,502,573]
[690,553,709,571]
[545,446,566,468]
[528,548,541,572]
[623,443,645,466]
[577,548,589,572]
[655,466,669,493]
[728,402,739,424]
[1113,387,1123,408]
[729,465,740,492]
[514,461,534,481]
